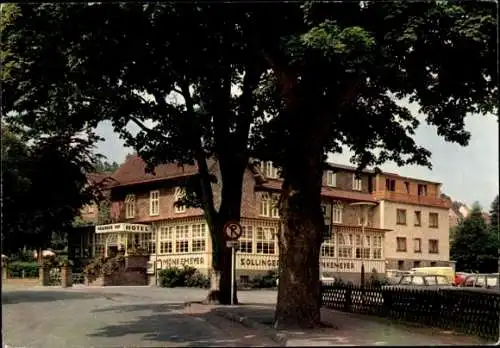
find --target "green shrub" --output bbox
[185,271,210,289]
[158,266,210,288]
[7,261,39,278]
[251,271,278,288]
[159,267,183,287]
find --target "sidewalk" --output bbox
[206,303,493,346]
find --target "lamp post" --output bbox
[349,202,377,287]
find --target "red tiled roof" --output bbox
[258,181,377,203]
[110,155,215,187]
[86,173,113,185]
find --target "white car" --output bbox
[276,273,336,287]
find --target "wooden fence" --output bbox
[322,284,500,341]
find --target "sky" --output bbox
[94,102,498,210]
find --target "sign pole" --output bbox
[223,221,242,306]
[231,246,235,305]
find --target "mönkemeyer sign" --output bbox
[159,255,206,268]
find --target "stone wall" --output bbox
[86,255,148,286]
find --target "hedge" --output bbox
[7,261,39,278]
[158,266,210,288]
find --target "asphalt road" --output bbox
[2,285,278,348]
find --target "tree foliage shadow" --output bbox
[87,302,279,347]
[1,290,126,305]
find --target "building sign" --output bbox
[239,257,278,268]
[321,261,355,270]
[147,261,155,274]
[162,256,205,268]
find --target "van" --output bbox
[410,267,455,284]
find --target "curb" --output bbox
[213,308,288,346]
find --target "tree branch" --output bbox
[179,78,217,220]
[235,63,262,151]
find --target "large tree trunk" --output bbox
[274,148,325,329]
[205,156,247,305]
[206,217,235,305]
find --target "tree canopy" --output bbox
[451,203,499,273]
[1,123,102,254]
[93,159,120,174]
[490,195,499,232]
[1,1,497,326]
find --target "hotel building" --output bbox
[72,155,450,284]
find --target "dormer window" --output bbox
[174,187,186,213]
[386,179,396,191]
[352,175,362,191]
[418,184,427,196]
[326,171,336,187]
[260,161,279,179]
[125,194,136,219]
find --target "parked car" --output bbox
[459,273,499,289]
[410,266,455,284]
[383,274,453,289]
[454,272,471,286]
[276,272,336,287]
[385,269,412,285]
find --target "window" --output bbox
[321,233,335,257]
[338,233,353,258]
[352,175,362,191]
[398,260,405,270]
[326,171,336,187]
[418,184,427,196]
[396,237,407,252]
[413,261,421,268]
[414,211,422,226]
[191,224,206,252]
[146,232,156,254]
[355,234,370,259]
[436,276,449,285]
[175,225,189,253]
[413,238,422,253]
[240,226,253,253]
[372,235,383,259]
[149,190,160,216]
[94,233,105,257]
[430,261,437,267]
[259,193,271,217]
[332,206,343,223]
[159,227,173,254]
[260,161,279,179]
[404,181,410,193]
[271,194,280,218]
[429,239,439,254]
[386,179,396,191]
[396,209,407,225]
[125,194,136,219]
[256,227,275,254]
[127,232,149,251]
[400,275,411,284]
[174,187,186,213]
[429,213,439,228]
